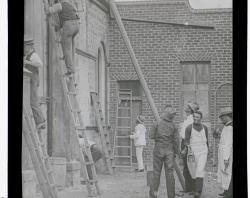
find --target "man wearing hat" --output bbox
[45,0,80,77]
[217,107,233,198]
[149,105,180,198]
[180,102,199,193]
[129,115,147,172]
[24,37,46,130]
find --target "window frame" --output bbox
[180,61,211,122]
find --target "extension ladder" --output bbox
[41,0,101,196]
[112,89,133,168]
[23,104,59,198]
[90,92,113,174]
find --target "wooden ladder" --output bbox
[90,92,113,175]
[112,89,133,169]
[41,0,101,196]
[22,104,59,198]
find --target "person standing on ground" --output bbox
[180,102,199,194]
[130,115,147,172]
[149,105,180,198]
[23,37,46,130]
[184,111,210,198]
[216,107,233,198]
[45,0,80,76]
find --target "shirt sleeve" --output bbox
[173,125,180,154]
[223,126,233,160]
[30,53,43,66]
[204,125,209,148]
[130,125,140,139]
[184,124,192,145]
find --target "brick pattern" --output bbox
[108,1,232,164]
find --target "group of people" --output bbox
[129,103,232,198]
[23,1,233,197]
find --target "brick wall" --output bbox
[108,0,232,165]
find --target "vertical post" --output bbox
[109,0,185,189]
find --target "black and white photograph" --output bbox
[14,0,241,197]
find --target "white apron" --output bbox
[217,125,233,190]
[188,124,208,179]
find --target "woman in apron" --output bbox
[184,111,209,198]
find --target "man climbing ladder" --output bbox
[44,0,80,77]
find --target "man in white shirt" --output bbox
[23,37,46,130]
[216,107,233,198]
[130,115,147,172]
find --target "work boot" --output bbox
[149,189,157,198]
[219,190,227,196]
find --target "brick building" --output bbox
[22,0,232,196]
[108,0,232,165]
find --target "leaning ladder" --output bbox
[90,92,113,175]
[22,104,58,198]
[41,0,101,195]
[112,89,133,169]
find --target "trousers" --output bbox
[30,74,45,126]
[61,20,80,73]
[181,139,195,191]
[150,146,175,198]
[136,146,144,170]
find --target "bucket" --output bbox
[49,157,66,189]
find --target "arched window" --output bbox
[97,43,107,122]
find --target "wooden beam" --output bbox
[76,48,97,61]
[109,0,186,190]
[110,16,215,29]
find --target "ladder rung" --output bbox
[76,126,85,131]
[112,165,132,168]
[117,127,131,129]
[118,107,131,110]
[71,109,81,113]
[68,91,77,95]
[117,117,131,119]
[114,156,131,158]
[116,136,130,138]
[89,179,98,183]
[115,146,131,148]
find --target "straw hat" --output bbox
[24,36,34,45]
[219,107,232,118]
[185,102,199,113]
[136,115,145,124]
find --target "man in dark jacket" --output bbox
[45,0,80,76]
[149,105,180,198]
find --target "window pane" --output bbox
[118,80,142,96]
[196,64,209,83]
[196,90,209,119]
[183,64,194,84]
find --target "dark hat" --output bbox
[219,107,232,118]
[24,36,34,45]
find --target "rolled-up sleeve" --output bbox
[173,126,180,154]
[149,121,157,139]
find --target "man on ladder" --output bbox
[45,0,80,77]
[23,37,46,130]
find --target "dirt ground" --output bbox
[97,168,221,198]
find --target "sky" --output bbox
[115,0,232,9]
